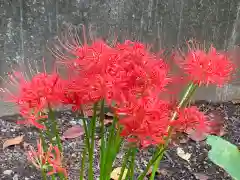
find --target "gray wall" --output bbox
[1,0,240,115]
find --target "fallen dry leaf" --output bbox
[194,173,209,180]
[3,135,24,149]
[186,128,208,142]
[146,167,161,176]
[110,167,128,180]
[185,110,226,142]
[176,147,191,162]
[207,110,226,136]
[104,119,113,125]
[62,125,84,140]
[105,112,114,117]
[231,99,240,104]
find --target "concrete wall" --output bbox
[0,0,240,115]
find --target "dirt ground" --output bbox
[0,101,239,180]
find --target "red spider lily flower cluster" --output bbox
[115,93,172,147]
[62,40,170,109]
[176,45,235,86]
[3,72,63,129]
[171,106,208,133]
[27,139,67,177]
[1,39,235,147]
[115,94,209,147]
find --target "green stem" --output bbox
[119,148,131,180]
[99,100,106,180]
[80,106,91,150]
[128,148,137,180]
[48,107,65,180]
[39,130,47,151]
[81,117,90,179]
[88,103,98,180]
[41,169,47,180]
[39,128,56,179]
[104,118,117,178]
[104,116,123,180]
[137,147,166,180]
[141,82,198,180]
[149,146,164,180]
[48,107,62,151]
[82,118,90,152]
[80,140,87,180]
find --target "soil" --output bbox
[0,101,239,180]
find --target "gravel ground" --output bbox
[0,101,239,180]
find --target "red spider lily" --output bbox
[171,106,207,133]
[60,40,116,109]
[46,146,67,177]
[62,40,116,76]
[27,139,48,169]
[105,40,170,105]
[3,71,64,128]
[175,43,235,86]
[17,113,48,129]
[64,74,106,109]
[61,39,170,108]
[27,139,67,177]
[116,93,172,147]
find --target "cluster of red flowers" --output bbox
[3,72,63,129]
[2,39,234,148]
[27,139,67,177]
[176,45,235,86]
[63,40,170,108]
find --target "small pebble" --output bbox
[70,120,77,125]
[13,174,18,180]
[3,169,13,175]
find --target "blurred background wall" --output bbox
[0,0,240,115]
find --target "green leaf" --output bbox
[206,135,240,180]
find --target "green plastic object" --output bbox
[206,135,240,180]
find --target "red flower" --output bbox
[46,146,67,177]
[17,113,48,129]
[63,40,116,77]
[176,43,235,86]
[171,106,207,133]
[105,40,170,105]
[61,39,170,108]
[3,71,64,129]
[63,74,106,110]
[116,93,172,147]
[27,139,67,177]
[60,40,116,109]
[27,139,47,169]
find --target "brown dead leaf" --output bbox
[176,147,191,162]
[146,167,160,176]
[3,135,24,149]
[105,112,114,117]
[231,99,240,104]
[185,110,226,142]
[194,173,209,180]
[186,128,208,142]
[62,125,84,140]
[110,167,128,180]
[104,119,113,125]
[207,110,226,136]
